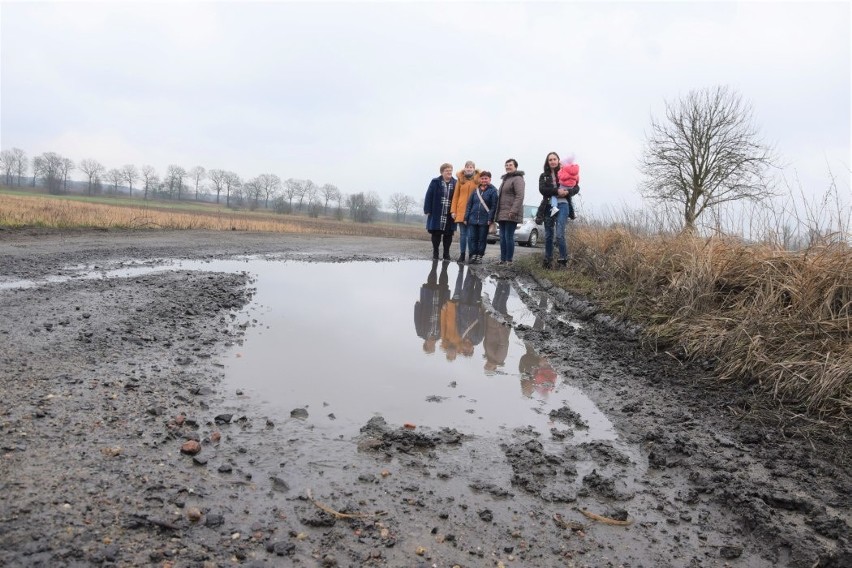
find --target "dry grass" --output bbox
[0,192,425,240]
[531,224,851,428]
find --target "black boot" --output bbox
[557,258,568,268]
[457,253,466,264]
[543,258,553,269]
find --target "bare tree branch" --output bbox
[639,85,779,231]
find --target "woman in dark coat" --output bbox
[539,152,572,269]
[424,163,457,260]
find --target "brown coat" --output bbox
[496,171,525,223]
[451,169,480,222]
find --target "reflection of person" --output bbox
[455,267,484,358]
[464,171,497,265]
[414,259,450,354]
[424,163,457,260]
[519,342,557,397]
[440,278,462,361]
[483,312,510,374]
[495,159,525,265]
[450,161,480,264]
[492,279,511,321]
[538,152,572,269]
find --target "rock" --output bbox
[187,507,202,522]
[214,413,233,424]
[290,408,308,419]
[720,545,743,559]
[180,440,201,455]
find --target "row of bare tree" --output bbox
[1,148,422,223]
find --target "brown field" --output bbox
[0,191,426,240]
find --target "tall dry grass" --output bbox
[565,223,851,426]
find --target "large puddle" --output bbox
[1,258,616,443]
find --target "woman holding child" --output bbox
[539,152,572,269]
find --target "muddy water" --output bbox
[2,256,614,443]
[216,259,611,438]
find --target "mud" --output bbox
[0,228,849,567]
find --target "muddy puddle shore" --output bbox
[0,230,849,567]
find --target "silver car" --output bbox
[487,204,543,247]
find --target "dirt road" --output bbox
[0,229,848,567]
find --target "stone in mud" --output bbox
[548,406,588,429]
[214,413,233,424]
[291,408,309,419]
[719,544,743,559]
[180,440,201,455]
[270,476,290,492]
[267,541,296,556]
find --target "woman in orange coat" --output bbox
[450,161,480,264]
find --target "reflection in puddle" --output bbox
[1,257,613,443]
[224,259,614,443]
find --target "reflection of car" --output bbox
[487,205,543,247]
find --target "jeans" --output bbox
[499,221,517,261]
[544,202,569,261]
[469,224,489,256]
[457,222,471,257]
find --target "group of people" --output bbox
[424,152,580,269]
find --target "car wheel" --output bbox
[528,229,538,247]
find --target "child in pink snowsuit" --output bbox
[550,155,580,217]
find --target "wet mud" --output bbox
[0,229,849,567]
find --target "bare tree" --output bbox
[300,179,317,211]
[166,164,187,200]
[224,171,241,207]
[640,85,778,231]
[257,173,281,208]
[208,169,227,204]
[38,152,65,194]
[347,191,381,223]
[283,178,302,210]
[31,156,44,187]
[243,177,263,209]
[388,192,417,222]
[122,164,139,198]
[140,165,157,200]
[12,148,28,186]
[320,183,339,214]
[61,158,75,192]
[188,166,206,201]
[106,168,124,195]
[79,159,105,195]
[0,149,15,184]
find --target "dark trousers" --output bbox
[429,228,454,259]
[469,224,489,256]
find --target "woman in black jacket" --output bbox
[538,152,572,269]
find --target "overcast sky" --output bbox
[1,1,849,216]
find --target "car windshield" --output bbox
[523,205,537,219]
